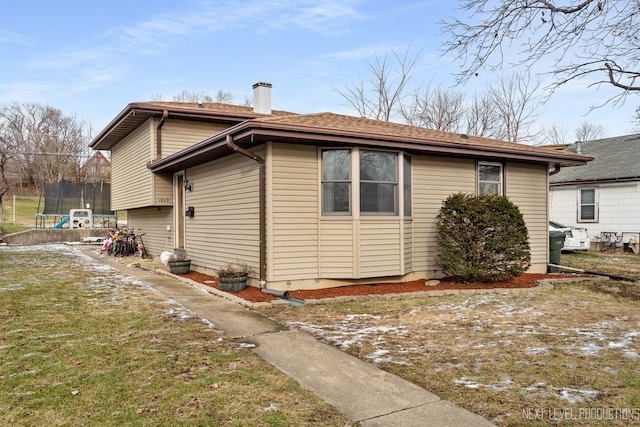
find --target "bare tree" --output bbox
[574,121,605,142]
[0,103,90,190]
[542,123,571,146]
[336,47,422,121]
[172,89,235,104]
[0,123,17,221]
[464,92,500,138]
[401,85,466,131]
[441,0,640,104]
[486,73,542,143]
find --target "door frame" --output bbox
[174,172,186,249]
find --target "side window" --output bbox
[360,150,398,215]
[579,188,597,222]
[403,154,412,217]
[321,149,351,214]
[478,162,503,195]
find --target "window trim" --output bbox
[578,187,598,223]
[320,148,410,218]
[321,148,352,216]
[477,161,504,195]
[359,149,399,216]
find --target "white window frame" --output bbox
[477,161,504,195]
[321,149,352,215]
[578,187,598,222]
[320,148,410,217]
[359,149,399,216]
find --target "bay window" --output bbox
[321,149,351,214]
[321,148,410,216]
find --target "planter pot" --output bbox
[218,274,248,292]
[168,260,191,275]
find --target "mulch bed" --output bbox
[178,271,580,304]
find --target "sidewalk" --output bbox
[80,246,496,427]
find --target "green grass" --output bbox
[1,196,40,226]
[0,222,32,234]
[0,245,352,427]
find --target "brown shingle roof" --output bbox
[138,101,294,116]
[89,102,296,150]
[149,111,591,174]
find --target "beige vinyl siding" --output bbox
[319,220,355,278]
[159,119,228,157]
[506,162,549,273]
[360,220,402,276]
[111,121,154,210]
[182,148,263,275]
[404,220,413,273]
[153,174,173,205]
[412,156,476,273]
[269,143,320,281]
[126,206,174,256]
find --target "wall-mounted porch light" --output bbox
[183,177,192,192]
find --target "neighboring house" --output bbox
[90,82,589,291]
[81,151,111,182]
[549,134,640,242]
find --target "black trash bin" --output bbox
[548,230,566,271]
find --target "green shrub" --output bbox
[436,192,531,282]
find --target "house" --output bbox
[81,151,111,183]
[549,134,640,243]
[90,82,589,291]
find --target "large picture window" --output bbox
[321,148,409,216]
[322,149,351,214]
[478,162,503,195]
[579,188,597,222]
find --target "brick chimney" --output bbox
[253,82,272,115]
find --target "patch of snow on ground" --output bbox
[525,346,549,355]
[284,314,412,364]
[454,375,513,391]
[557,387,600,403]
[0,283,24,291]
[454,376,483,388]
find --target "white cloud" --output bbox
[0,29,30,45]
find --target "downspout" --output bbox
[549,164,561,175]
[225,134,267,287]
[155,110,168,160]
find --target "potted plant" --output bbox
[167,248,191,274]
[216,261,254,292]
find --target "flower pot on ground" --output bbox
[216,261,254,293]
[168,260,191,274]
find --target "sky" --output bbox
[1,0,638,144]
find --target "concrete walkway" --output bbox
[80,246,495,427]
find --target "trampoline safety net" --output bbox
[41,180,112,215]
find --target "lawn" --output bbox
[0,244,352,427]
[261,250,640,426]
[1,196,40,226]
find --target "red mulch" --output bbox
[178,271,579,304]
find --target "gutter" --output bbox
[548,164,561,175]
[225,134,267,286]
[550,176,640,186]
[155,110,168,160]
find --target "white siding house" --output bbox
[549,134,640,242]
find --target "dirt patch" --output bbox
[179,271,581,303]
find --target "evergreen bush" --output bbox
[436,192,531,282]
